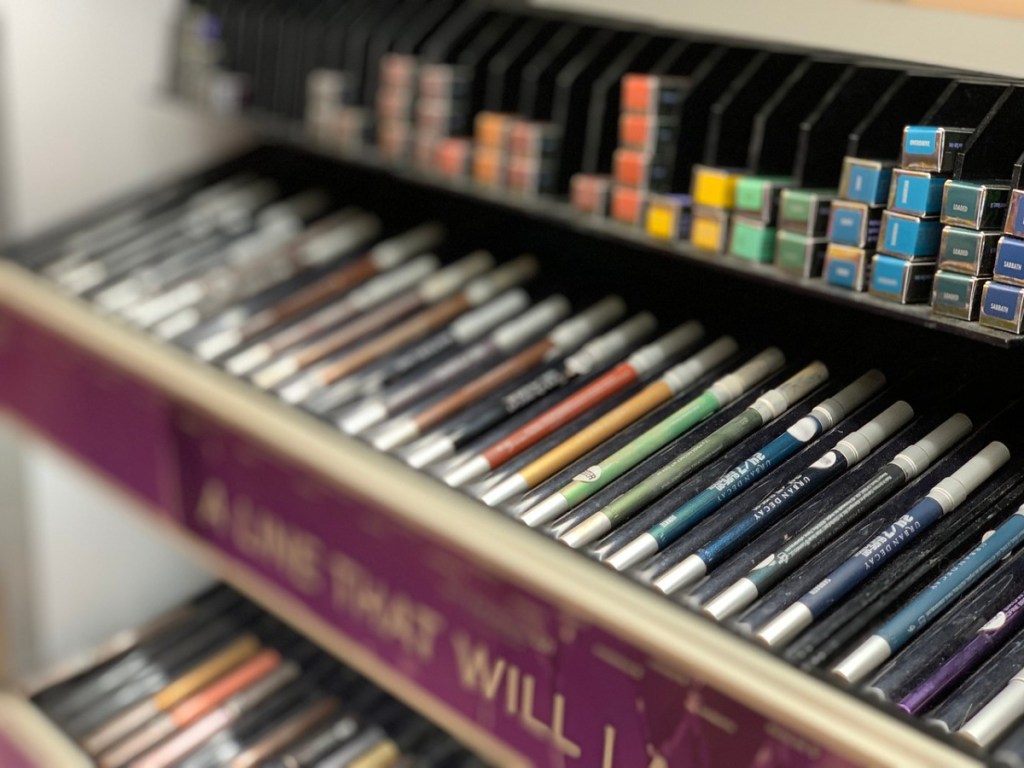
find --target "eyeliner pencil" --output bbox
[193,222,446,360]
[369,296,628,450]
[252,251,497,391]
[566,368,876,552]
[431,322,705,478]
[401,313,659,469]
[834,502,1024,684]
[652,399,911,594]
[340,295,592,434]
[304,289,532,414]
[702,414,972,620]
[280,255,538,405]
[516,347,785,527]
[755,442,1011,649]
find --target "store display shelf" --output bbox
[0,259,987,767]
[0,692,92,768]
[249,124,1024,351]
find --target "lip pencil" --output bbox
[958,664,1024,748]
[478,335,737,506]
[703,414,973,621]
[564,369,879,551]
[193,222,446,360]
[278,254,538,405]
[369,296,628,451]
[754,442,1010,649]
[652,399,912,594]
[255,250,497,392]
[305,290,532,414]
[340,296,591,435]
[402,312,660,469]
[899,588,1024,716]
[833,502,1024,685]
[222,253,442,376]
[516,347,786,527]
[430,322,705,478]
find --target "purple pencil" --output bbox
[899,588,1024,715]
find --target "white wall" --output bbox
[531,0,1024,80]
[0,0,252,678]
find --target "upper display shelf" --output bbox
[173,0,1024,348]
[530,0,1024,79]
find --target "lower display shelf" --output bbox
[0,260,983,767]
[0,693,92,768]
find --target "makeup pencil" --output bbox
[516,346,784,527]
[598,361,832,569]
[340,295,584,434]
[565,369,877,551]
[959,664,1024,748]
[367,295,628,450]
[94,644,286,766]
[222,255,443,376]
[193,222,445,360]
[899,587,1024,716]
[404,312,661,470]
[280,254,538,405]
[755,442,1010,648]
[703,414,972,621]
[152,209,386,339]
[652,400,911,594]
[93,188,334,310]
[56,178,280,295]
[129,657,304,768]
[254,251,497,392]
[429,322,704,477]
[307,289,532,414]
[834,502,1024,684]
[43,173,251,278]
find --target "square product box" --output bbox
[691,165,743,209]
[888,168,946,217]
[940,179,1011,230]
[1005,189,1024,238]
[728,216,775,263]
[620,73,689,117]
[937,227,1000,276]
[570,173,612,216]
[690,205,731,251]
[778,188,835,237]
[900,125,973,172]
[613,147,674,192]
[645,194,693,240]
[869,253,936,303]
[980,281,1024,333]
[610,184,648,226]
[618,113,679,155]
[931,271,988,320]
[733,175,794,224]
[775,231,828,277]
[839,157,894,206]
[878,210,943,259]
[824,243,872,291]
[828,200,883,248]
[993,235,1024,286]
